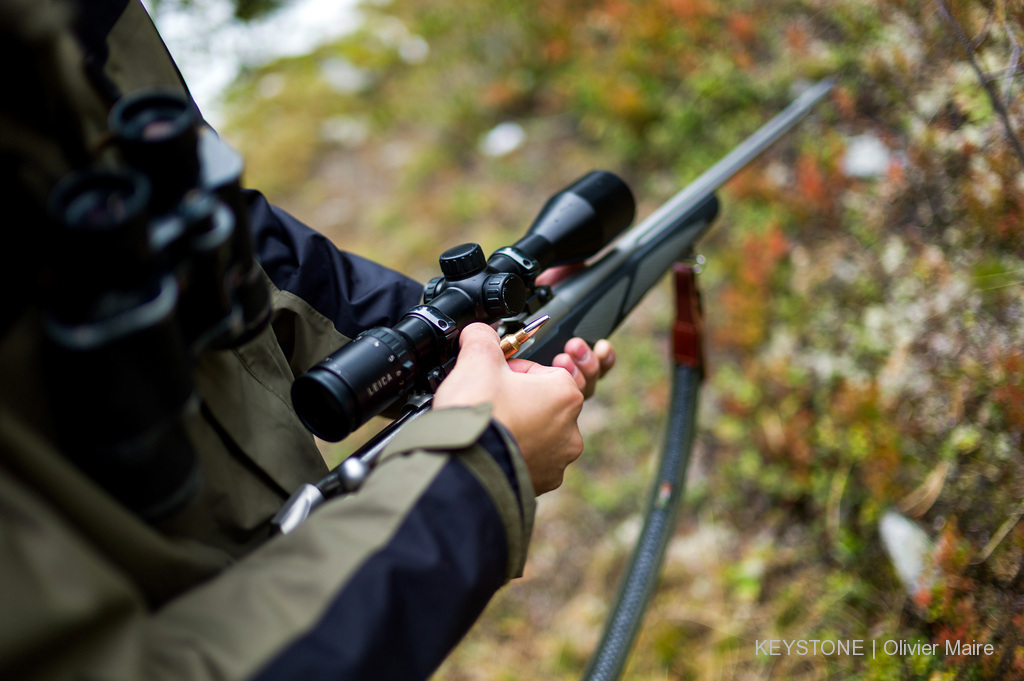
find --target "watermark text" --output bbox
[754,639,995,659]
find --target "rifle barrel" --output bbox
[635,78,835,244]
[518,78,835,365]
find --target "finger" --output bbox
[459,322,501,348]
[535,263,584,287]
[564,338,603,398]
[594,339,616,377]
[508,357,571,378]
[551,353,586,392]
[506,358,537,374]
[565,338,600,383]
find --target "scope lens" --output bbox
[518,170,636,268]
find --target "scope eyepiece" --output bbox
[292,327,417,441]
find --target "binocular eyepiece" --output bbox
[291,170,636,442]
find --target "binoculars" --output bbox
[44,91,269,520]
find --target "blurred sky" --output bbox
[142,0,362,126]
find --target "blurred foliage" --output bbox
[210,0,1024,677]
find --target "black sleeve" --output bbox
[245,188,424,337]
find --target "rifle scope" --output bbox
[291,171,635,441]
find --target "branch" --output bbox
[980,65,1024,83]
[1002,18,1021,104]
[937,0,1024,172]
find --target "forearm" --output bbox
[149,406,532,680]
[0,407,533,681]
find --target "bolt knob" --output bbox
[439,242,486,279]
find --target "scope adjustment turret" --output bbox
[483,272,527,318]
[439,243,486,279]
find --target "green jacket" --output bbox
[0,1,536,678]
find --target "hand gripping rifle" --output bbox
[274,78,833,678]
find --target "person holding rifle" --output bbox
[0,0,613,678]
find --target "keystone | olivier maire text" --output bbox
[755,639,995,657]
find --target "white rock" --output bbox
[478,122,526,157]
[879,510,934,594]
[843,134,891,178]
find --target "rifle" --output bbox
[275,79,833,531]
[273,78,833,680]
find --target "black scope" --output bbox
[291,170,635,441]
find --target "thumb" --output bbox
[433,323,506,409]
[456,323,503,358]
[456,323,506,367]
